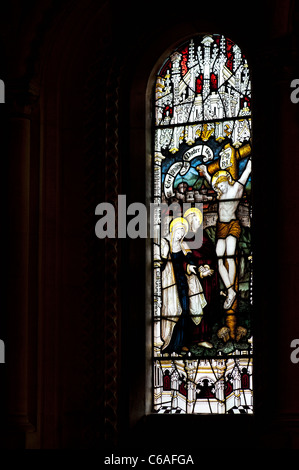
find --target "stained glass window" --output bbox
[151,34,253,414]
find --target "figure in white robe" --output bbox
[160,217,207,354]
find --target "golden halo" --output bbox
[169,217,189,234]
[211,170,232,190]
[183,207,203,226]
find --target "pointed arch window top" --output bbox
[155,34,251,147]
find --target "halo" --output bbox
[183,207,203,226]
[211,170,232,190]
[169,217,189,234]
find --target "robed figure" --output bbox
[183,207,220,348]
[160,217,207,355]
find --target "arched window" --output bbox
[151,34,253,415]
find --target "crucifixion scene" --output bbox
[152,34,253,414]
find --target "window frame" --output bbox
[145,32,255,417]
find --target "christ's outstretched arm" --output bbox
[238,157,252,187]
[197,164,212,185]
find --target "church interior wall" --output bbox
[1,0,299,450]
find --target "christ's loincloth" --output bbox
[216,219,241,239]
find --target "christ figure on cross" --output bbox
[197,157,251,309]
